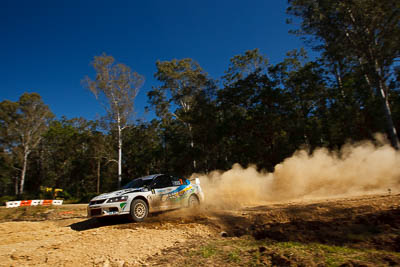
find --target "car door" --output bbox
[151,175,180,210]
[170,176,190,207]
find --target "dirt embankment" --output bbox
[0,194,400,266]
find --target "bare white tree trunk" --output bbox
[191,139,196,170]
[19,147,30,195]
[188,123,196,170]
[15,176,19,196]
[117,115,122,189]
[86,54,142,190]
[378,80,399,149]
[343,7,399,150]
[97,158,101,194]
[359,58,400,149]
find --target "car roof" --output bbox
[137,174,164,180]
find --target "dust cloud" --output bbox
[194,135,400,208]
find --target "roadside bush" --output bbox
[79,192,98,203]
[0,195,16,206]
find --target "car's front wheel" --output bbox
[130,199,148,222]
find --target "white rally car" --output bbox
[87,174,204,222]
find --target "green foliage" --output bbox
[199,244,217,258]
[148,58,217,173]
[78,192,99,203]
[287,0,400,148]
[84,53,144,126]
[0,195,17,206]
[0,93,54,195]
[223,48,269,86]
[183,238,400,267]
[228,249,241,263]
[2,1,400,201]
[84,53,144,188]
[122,120,164,180]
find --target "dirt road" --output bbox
[1,194,399,266]
[0,212,214,266]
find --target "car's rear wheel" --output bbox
[130,199,148,222]
[188,194,200,208]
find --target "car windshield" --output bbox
[122,178,153,189]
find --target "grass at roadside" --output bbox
[180,236,400,267]
[0,205,87,222]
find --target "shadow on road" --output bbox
[68,210,180,231]
[69,216,132,231]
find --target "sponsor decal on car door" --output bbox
[150,175,177,210]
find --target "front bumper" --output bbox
[87,201,130,218]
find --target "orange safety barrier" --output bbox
[20,200,32,206]
[42,200,53,206]
[5,199,63,208]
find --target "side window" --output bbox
[152,175,172,189]
[171,176,187,186]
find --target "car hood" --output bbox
[91,187,149,201]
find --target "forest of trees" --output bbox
[1,0,399,202]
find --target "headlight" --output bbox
[107,196,128,203]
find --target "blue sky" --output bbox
[1,0,305,121]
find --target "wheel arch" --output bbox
[188,193,200,206]
[131,195,149,211]
[190,193,200,201]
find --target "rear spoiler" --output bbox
[189,177,200,185]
